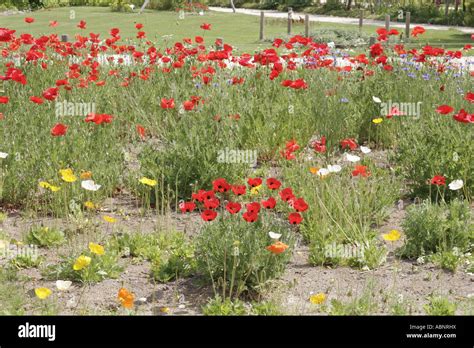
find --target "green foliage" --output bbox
[283,159,399,268]
[25,225,66,247]
[423,296,457,316]
[399,200,473,259]
[110,230,196,282]
[44,247,122,283]
[430,249,465,272]
[10,253,42,269]
[196,213,295,299]
[202,296,281,315]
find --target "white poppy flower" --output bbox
[269,231,282,240]
[360,146,371,154]
[327,164,342,173]
[372,96,382,103]
[56,280,72,291]
[344,153,361,163]
[448,179,464,191]
[0,152,8,159]
[317,168,330,177]
[81,180,101,191]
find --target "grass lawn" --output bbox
[1,6,472,52]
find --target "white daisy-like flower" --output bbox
[56,280,72,291]
[81,180,101,191]
[0,152,8,159]
[327,164,342,173]
[344,153,361,163]
[269,231,282,240]
[372,96,382,103]
[448,179,464,191]
[360,146,371,154]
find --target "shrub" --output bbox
[399,200,473,259]
[424,296,457,315]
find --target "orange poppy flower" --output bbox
[266,241,289,255]
[118,288,134,309]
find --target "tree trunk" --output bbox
[230,0,236,13]
[346,0,353,10]
[454,0,459,11]
[445,0,450,17]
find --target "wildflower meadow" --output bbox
[0,3,473,324]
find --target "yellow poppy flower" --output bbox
[372,118,383,124]
[73,255,91,271]
[80,171,92,179]
[84,201,96,209]
[309,167,319,174]
[250,184,262,195]
[89,242,105,256]
[139,177,157,187]
[39,181,61,192]
[309,293,326,305]
[382,229,401,242]
[59,168,77,183]
[35,287,52,300]
[103,215,117,223]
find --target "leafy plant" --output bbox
[424,296,457,315]
[25,225,66,247]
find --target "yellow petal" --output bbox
[35,287,52,300]
[250,185,262,195]
[382,229,401,242]
[372,118,383,124]
[89,242,105,256]
[309,293,326,304]
[102,215,117,223]
[139,177,157,187]
[84,201,96,209]
[73,255,91,271]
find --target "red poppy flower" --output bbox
[0,28,16,42]
[180,201,196,213]
[292,198,309,212]
[370,43,383,58]
[136,124,145,139]
[212,178,230,193]
[411,26,426,37]
[24,17,35,24]
[51,123,67,137]
[85,113,113,125]
[266,178,281,190]
[340,138,358,151]
[201,209,217,222]
[226,202,241,214]
[246,202,261,214]
[195,36,204,44]
[313,136,326,153]
[231,185,246,196]
[183,100,194,111]
[289,212,303,225]
[42,87,59,101]
[0,96,9,104]
[204,197,220,209]
[453,109,474,123]
[29,96,43,104]
[247,177,262,187]
[49,20,58,27]
[430,175,446,186]
[191,189,207,202]
[261,197,276,209]
[77,20,86,29]
[161,98,175,109]
[465,92,474,103]
[279,188,294,202]
[435,105,454,114]
[200,23,211,30]
[135,23,144,30]
[243,211,258,223]
[352,165,370,177]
